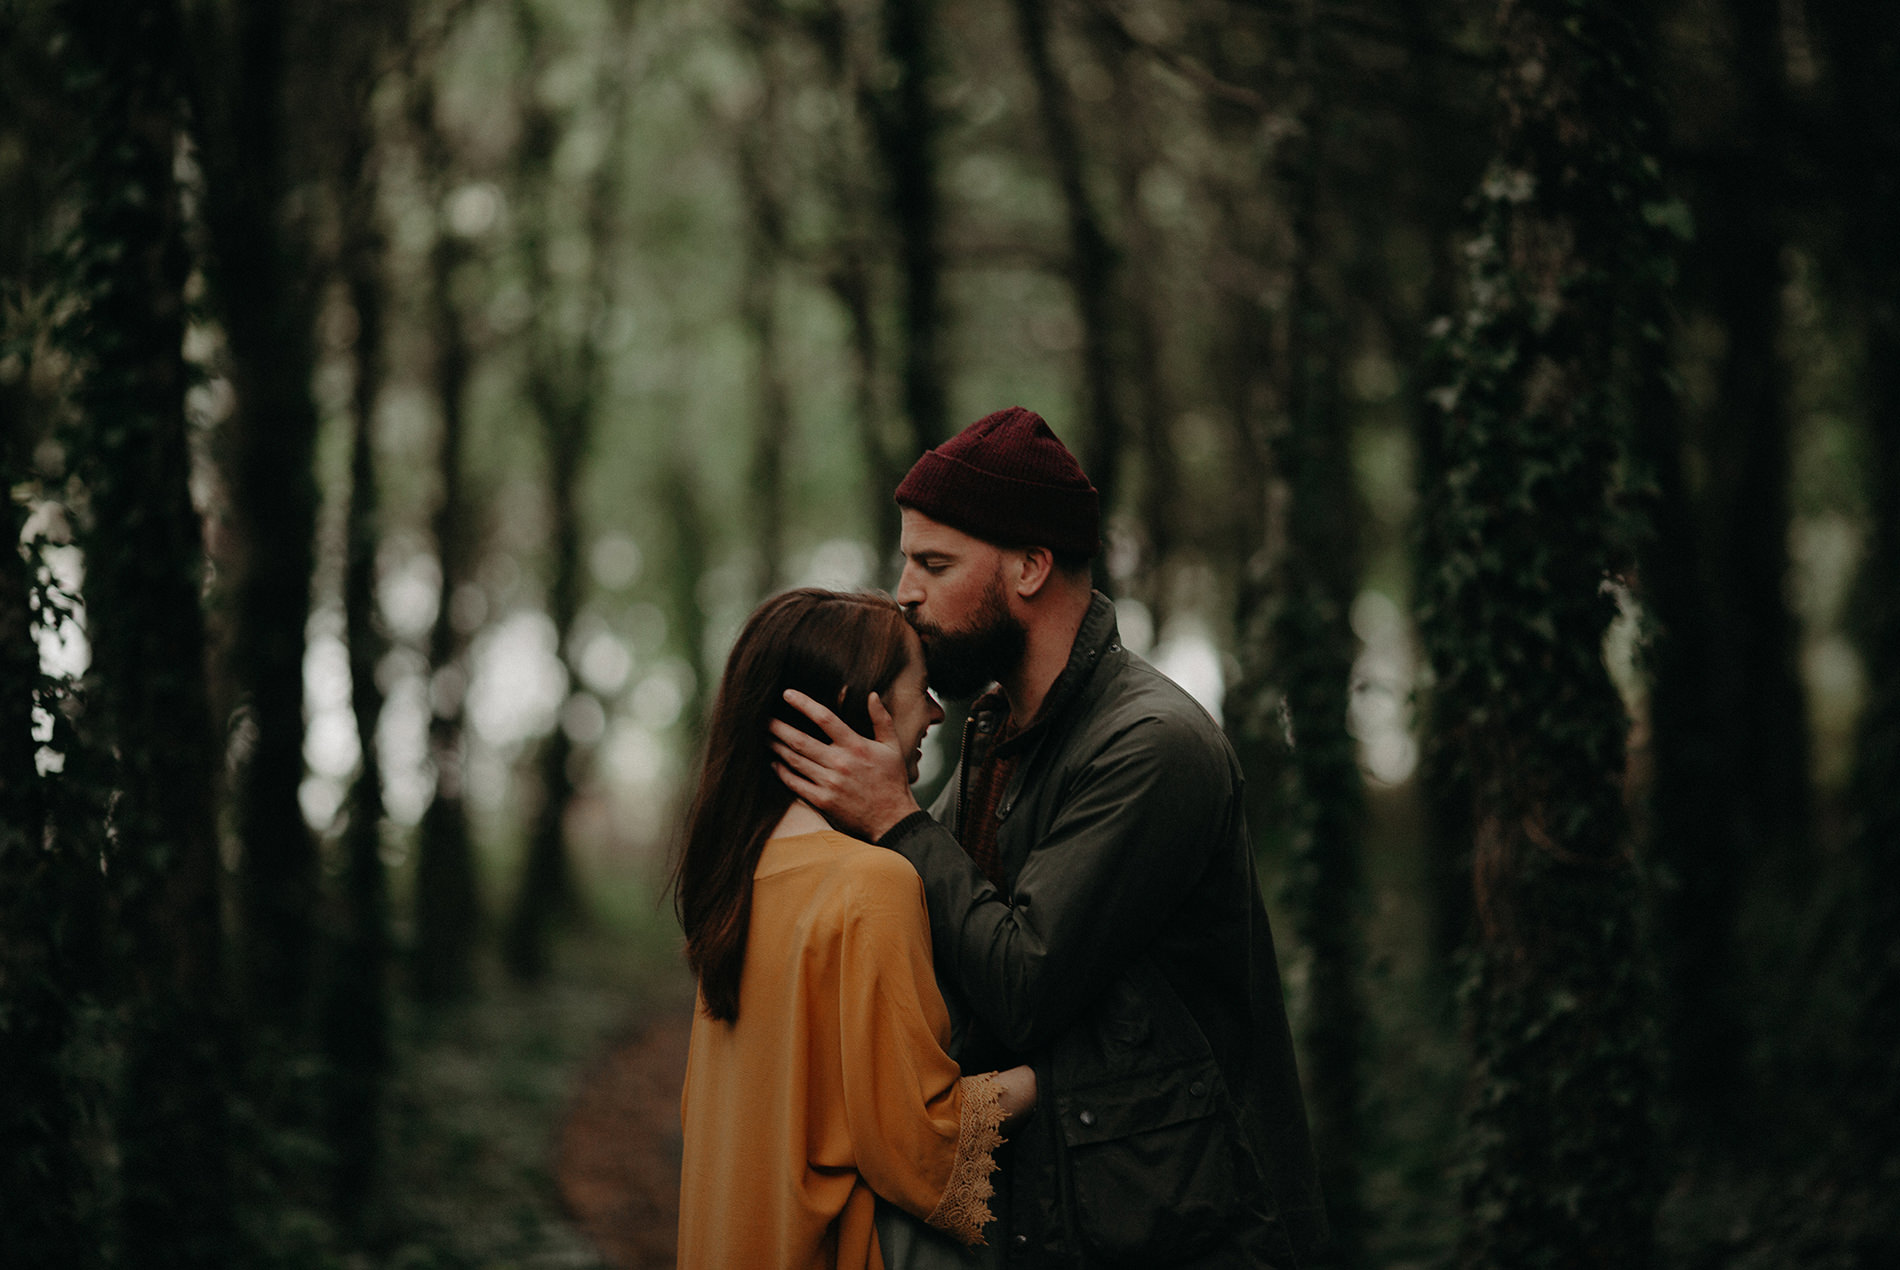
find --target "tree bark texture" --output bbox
[65,1,234,1259]
[1419,3,1663,1265]
[194,0,324,1037]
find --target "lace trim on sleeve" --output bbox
[925,1072,1008,1246]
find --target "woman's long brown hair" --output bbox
[671,589,912,1022]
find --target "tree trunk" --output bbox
[503,0,634,981]
[0,351,90,1267]
[410,62,482,1004]
[1635,299,1739,1141]
[1272,8,1368,1260]
[65,1,234,1259]
[194,0,323,1038]
[804,0,908,566]
[866,0,947,449]
[1096,14,1178,624]
[736,2,792,599]
[320,37,395,1221]
[1419,3,1664,1264]
[1813,0,1900,1185]
[1011,0,1124,523]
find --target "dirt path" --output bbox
[556,1010,694,1269]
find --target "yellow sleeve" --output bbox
[834,857,1006,1246]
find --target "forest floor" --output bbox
[349,874,695,1270]
[554,1008,692,1268]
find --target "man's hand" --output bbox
[769,689,922,842]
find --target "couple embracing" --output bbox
[673,408,1325,1269]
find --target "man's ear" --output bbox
[1014,546,1056,599]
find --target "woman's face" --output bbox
[885,625,945,784]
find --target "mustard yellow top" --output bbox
[677,829,1005,1270]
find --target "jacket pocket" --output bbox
[1058,1060,1269,1266]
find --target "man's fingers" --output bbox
[773,761,822,803]
[866,692,899,748]
[770,738,819,777]
[781,688,857,744]
[767,717,819,757]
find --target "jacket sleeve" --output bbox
[835,858,1006,1246]
[884,705,1237,1055]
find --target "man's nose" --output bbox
[895,564,924,607]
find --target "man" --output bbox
[771,407,1324,1268]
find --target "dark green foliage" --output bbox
[1418,1,1666,1264]
[59,0,235,1260]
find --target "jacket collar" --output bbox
[978,590,1120,757]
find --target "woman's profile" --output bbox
[672,588,1035,1269]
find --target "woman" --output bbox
[673,589,1035,1269]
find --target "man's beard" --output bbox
[910,570,1026,701]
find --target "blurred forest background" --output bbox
[2,0,1896,1266]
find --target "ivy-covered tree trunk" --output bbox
[1418,3,1662,1266]
[64,1,234,1260]
[194,0,324,1037]
[410,63,482,1004]
[0,370,90,1266]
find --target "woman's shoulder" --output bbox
[760,829,920,892]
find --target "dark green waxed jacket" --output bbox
[882,593,1325,1269]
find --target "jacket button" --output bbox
[1190,1081,1207,1097]
[1078,1109,1095,1126]
[1012,1234,1029,1248]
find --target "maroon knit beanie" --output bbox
[894,406,1100,557]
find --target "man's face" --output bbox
[895,509,1028,700]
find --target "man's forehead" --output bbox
[899,509,989,556]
